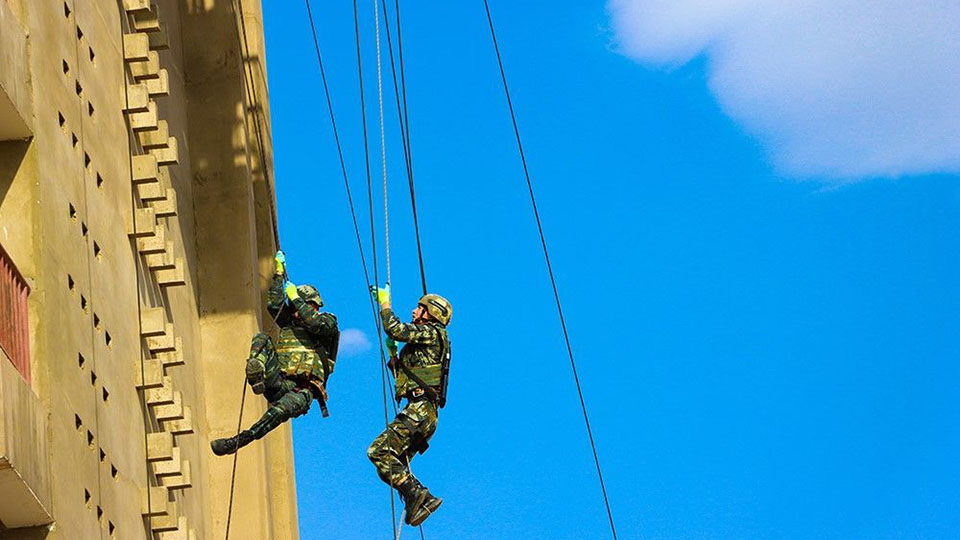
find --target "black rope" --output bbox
[377,9,428,537]
[373,0,428,294]
[377,0,407,150]
[391,0,428,295]
[374,6,429,537]
[222,2,286,537]
[304,1,398,536]
[353,2,410,535]
[230,0,281,248]
[224,378,247,540]
[225,287,287,540]
[480,1,618,538]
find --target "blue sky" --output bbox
[262,2,959,539]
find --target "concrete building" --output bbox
[0,0,298,538]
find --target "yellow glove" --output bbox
[284,281,299,301]
[275,250,286,275]
[371,283,391,308]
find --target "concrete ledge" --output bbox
[0,0,32,141]
[0,356,51,528]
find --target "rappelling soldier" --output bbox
[211,250,340,456]
[367,285,453,526]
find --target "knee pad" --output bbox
[249,333,271,353]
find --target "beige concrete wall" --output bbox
[178,0,298,537]
[0,0,32,141]
[0,0,297,538]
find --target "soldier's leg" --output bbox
[211,385,311,456]
[367,407,442,526]
[399,402,441,526]
[246,332,280,395]
[366,416,417,489]
[248,386,312,440]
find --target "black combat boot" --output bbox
[397,477,428,524]
[407,489,442,526]
[211,430,254,456]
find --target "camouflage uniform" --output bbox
[367,308,447,490]
[211,275,338,455]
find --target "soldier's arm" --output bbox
[381,308,438,344]
[266,274,286,317]
[291,298,339,337]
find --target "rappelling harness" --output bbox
[276,320,340,418]
[392,324,451,409]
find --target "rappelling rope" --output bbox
[373,4,427,536]
[480,1,618,538]
[223,379,246,540]
[386,0,427,295]
[352,1,409,536]
[303,1,399,536]
[224,277,286,540]
[224,0,287,537]
[229,0,281,248]
[374,0,391,284]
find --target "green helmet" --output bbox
[297,284,323,307]
[419,294,452,326]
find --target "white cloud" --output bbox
[608,0,960,179]
[338,328,372,356]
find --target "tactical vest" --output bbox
[395,324,451,407]
[276,325,338,383]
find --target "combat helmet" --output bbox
[418,294,452,326]
[297,284,323,307]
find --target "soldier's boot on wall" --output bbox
[211,430,255,456]
[408,488,442,526]
[398,476,429,524]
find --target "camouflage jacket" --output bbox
[267,275,339,384]
[381,308,448,401]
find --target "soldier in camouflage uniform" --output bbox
[368,285,453,527]
[211,250,340,456]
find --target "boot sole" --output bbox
[408,497,442,527]
[210,439,237,456]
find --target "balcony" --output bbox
[0,243,29,383]
[0,349,50,529]
[0,246,48,528]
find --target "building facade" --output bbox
[0,0,297,538]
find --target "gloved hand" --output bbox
[370,283,391,309]
[275,250,286,275]
[284,280,299,301]
[385,336,398,356]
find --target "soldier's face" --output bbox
[412,305,430,324]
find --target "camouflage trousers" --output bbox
[246,332,313,440]
[367,399,439,488]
